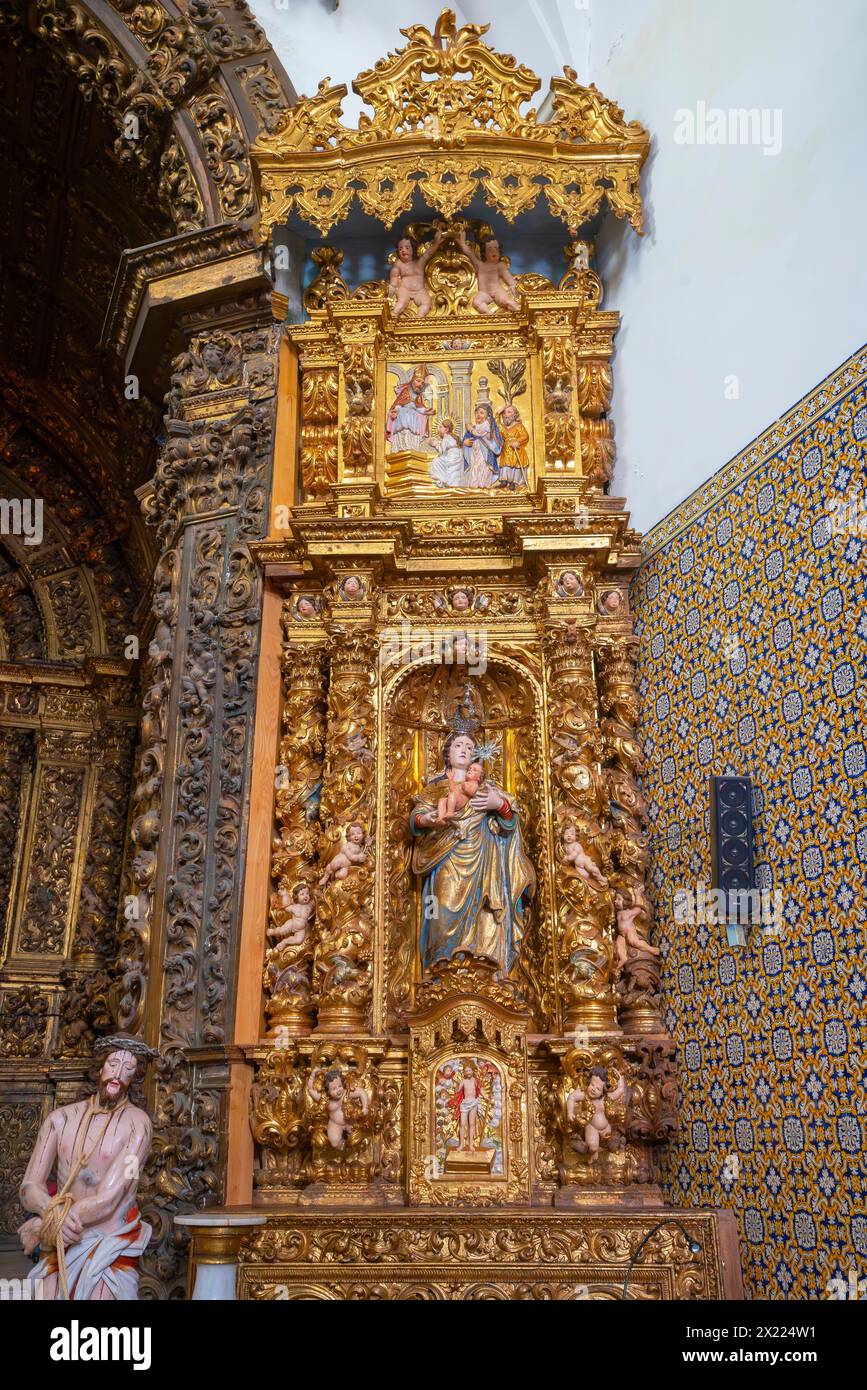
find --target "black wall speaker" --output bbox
[710,775,756,899]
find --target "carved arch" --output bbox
[7,0,296,233]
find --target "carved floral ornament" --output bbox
[252,9,649,239]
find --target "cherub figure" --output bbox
[561,825,607,887]
[614,892,660,967]
[267,883,314,945]
[307,1066,370,1150]
[456,231,521,314]
[566,1065,627,1155]
[388,228,443,318]
[319,822,368,885]
[557,569,584,598]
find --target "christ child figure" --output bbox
[456,231,521,314]
[436,759,485,825]
[566,1066,627,1154]
[451,1062,483,1152]
[561,825,607,887]
[267,883,313,945]
[388,228,443,318]
[319,822,368,885]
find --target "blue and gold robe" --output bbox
[410,781,535,976]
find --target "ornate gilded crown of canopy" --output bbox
[252,9,649,238]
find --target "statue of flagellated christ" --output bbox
[409,690,536,977]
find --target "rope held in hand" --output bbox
[38,1093,127,1300]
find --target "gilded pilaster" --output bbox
[127,320,281,1298]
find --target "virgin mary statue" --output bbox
[409,724,536,978]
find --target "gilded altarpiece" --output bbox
[230,12,743,1299]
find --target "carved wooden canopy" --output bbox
[252,8,650,238]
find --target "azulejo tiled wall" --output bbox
[632,346,866,1300]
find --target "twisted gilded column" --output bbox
[314,629,378,1034]
[595,632,665,1034]
[543,624,618,1033]
[265,642,327,1036]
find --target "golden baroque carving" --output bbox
[341,342,376,474]
[595,634,664,1033]
[252,9,649,238]
[303,246,350,313]
[265,642,327,1036]
[250,1042,383,1193]
[542,336,576,466]
[556,1043,646,1187]
[577,361,615,487]
[250,1045,309,1192]
[239,1209,728,1301]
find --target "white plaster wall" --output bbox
[589,0,867,531]
[250,0,866,530]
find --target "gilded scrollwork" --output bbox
[158,134,207,233]
[16,760,86,955]
[299,368,339,497]
[250,1045,309,1193]
[0,729,31,947]
[253,10,648,239]
[0,1102,42,1237]
[73,735,135,963]
[595,632,665,1033]
[117,549,178,1035]
[576,360,615,487]
[542,336,576,466]
[250,1042,394,1195]
[239,1209,726,1300]
[0,986,49,1056]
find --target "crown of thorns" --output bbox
[93,1034,158,1063]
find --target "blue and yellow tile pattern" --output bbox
[633,346,867,1299]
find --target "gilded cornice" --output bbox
[101,220,268,379]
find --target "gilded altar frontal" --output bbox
[9,0,861,1321]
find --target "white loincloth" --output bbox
[28,1211,151,1301]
